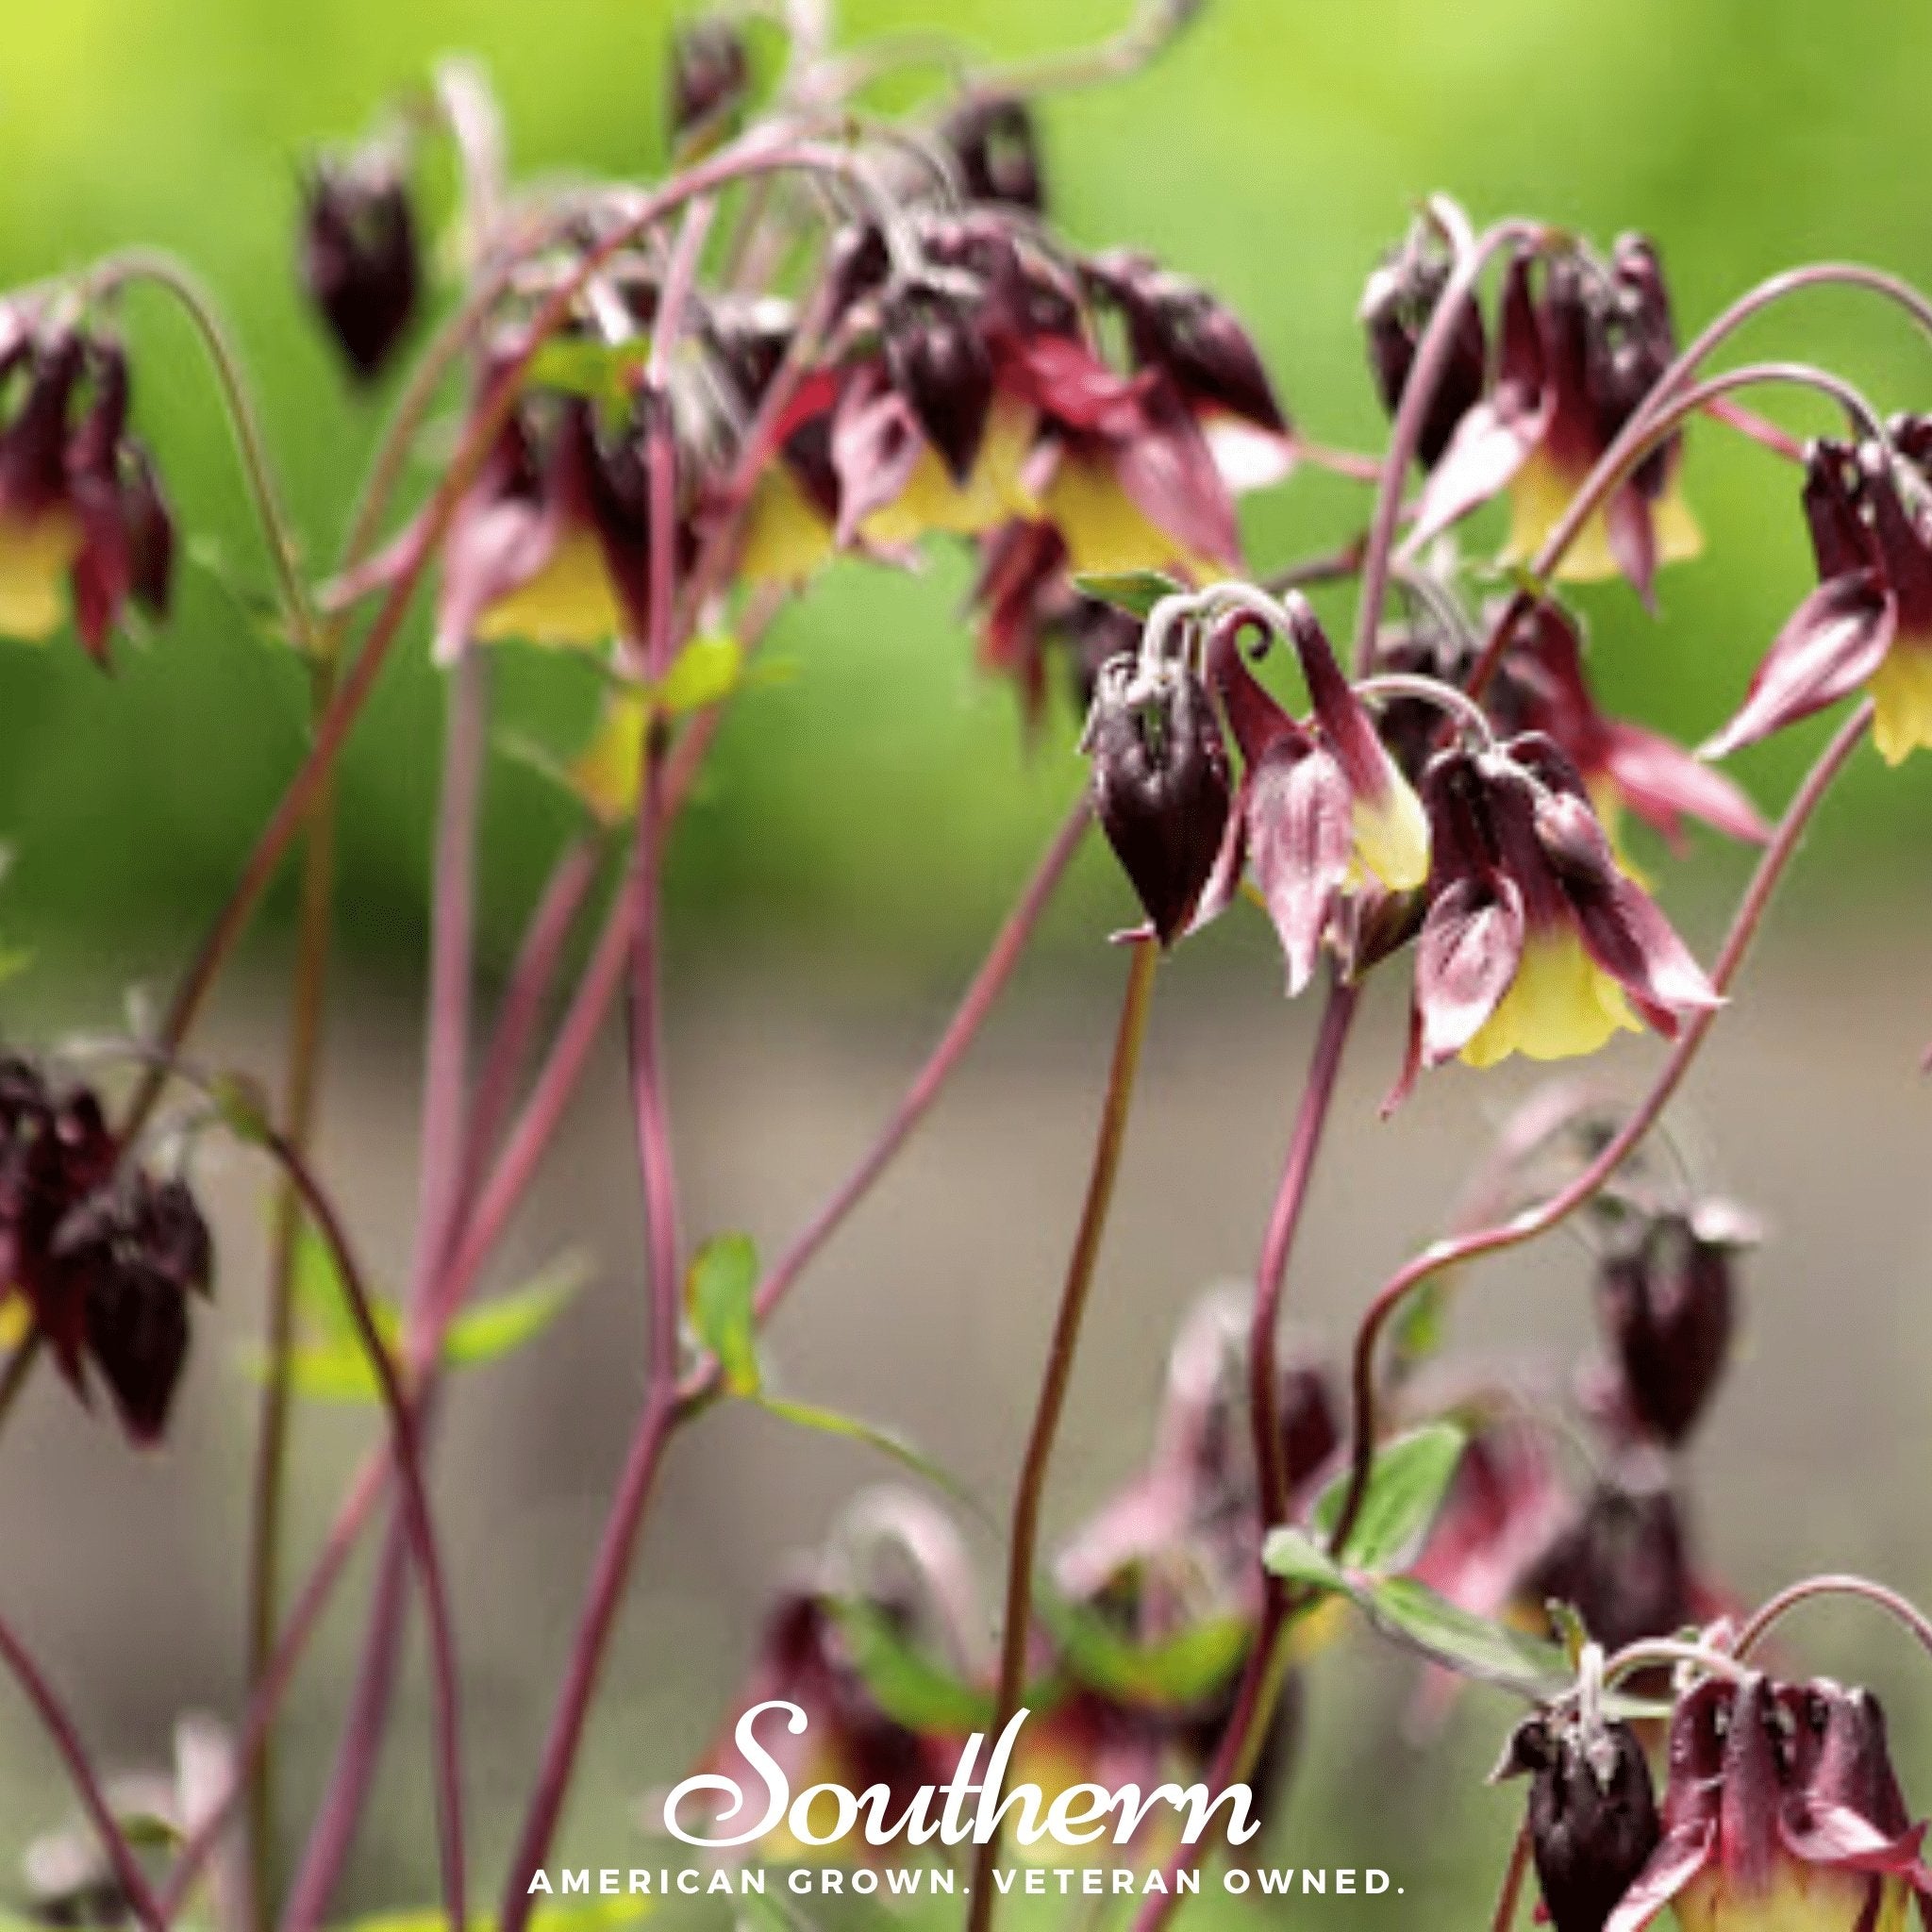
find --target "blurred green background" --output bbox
[2,0,1930,997]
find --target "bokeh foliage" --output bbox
[2,0,1929,987]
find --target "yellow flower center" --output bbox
[1351,769,1431,891]
[1460,925,1639,1068]
[474,525,623,647]
[0,509,82,642]
[861,397,1041,545]
[1501,449,1701,584]
[739,467,837,587]
[1868,636,1932,765]
[1673,1859,1909,1932]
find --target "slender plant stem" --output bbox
[242,657,339,1929]
[281,648,491,1927]
[0,1612,167,1932]
[1326,703,1872,1559]
[1491,1824,1533,1932]
[1250,975,1358,1521]
[1733,1574,1932,1666]
[965,935,1160,1932]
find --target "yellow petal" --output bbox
[0,510,81,641]
[1502,450,1702,584]
[860,396,1041,545]
[1351,769,1431,891]
[474,526,622,648]
[1041,455,1221,581]
[0,1295,29,1350]
[1870,638,1932,765]
[739,467,837,587]
[1460,927,1639,1069]
[1675,1859,1910,1932]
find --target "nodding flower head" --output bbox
[1595,1202,1752,1449]
[1399,732,1719,1092]
[1415,236,1700,604]
[1522,1475,1696,1657]
[941,92,1046,213]
[299,147,420,382]
[1706,433,1932,766]
[1498,1707,1661,1932]
[668,17,751,149]
[1197,595,1430,993]
[1083,651,1231,947]
[878,277,997,487]
[0,1055,212,1445]
[1360,211,1488,471]
[0,325,175,660]
[1605,1674,1932,1932]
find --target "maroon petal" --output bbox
[1110,378,1242,568]
[1704,572,1895,758]
[1601,1824,1716,1932]
[1605,486,1658,610]
[433,491,559,661]
[1601,721,1770,846]
[1414,873,1525,1065]
[1247,743,1353,994]
[1779,1803,1928,1879]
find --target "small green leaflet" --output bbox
[655,632,742,715]
[685,1233,761,1395]
[1309,1423,1465,1571]
[525,336,650,408]
[1072,569,1185,619]
[827,1597,993,1734]
[749,1393,978,1513]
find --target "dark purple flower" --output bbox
[1360,215,1488,470]
[941,92,1045,212]
[668,17,750,146]
[299,152,420,382]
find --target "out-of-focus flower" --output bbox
[668,18,751,150]
[1416,239,1700,603]
[299,148,421,382]
[1411,1419,1574,1628]
[0,1055,212,1444]
[1197,596,1430,991]
[941,92,1046,213]
[1360,211,1488,471]
[1594,1201,1753,1449]
[1606,1674,1932,1932]
[1400,732,1719,1087]
[1489,599,1769,854]
[1083,653,1231,946]
[1706,434,1932,766]
[0,326,175,659]
[1498,1707,1661,1932]
[1522,1476,1695,1657]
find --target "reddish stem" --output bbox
[1491,1824,1534,1932]
[1733,1574,1932,1667]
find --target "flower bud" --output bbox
[1596,1206,1747,1447]
[668,18,750,145]
[1498,1710,1660,1932]
[1359,228,1487,470]
[299,153,421,381]
[1085,657,1232,946]
[941,92,1045,211]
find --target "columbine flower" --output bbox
[1360,210,1489,471]
[668,17,750,150]
[1417,238,1700,602]
[1593,1201,1753,1449]
[1083,653,1231,946]
[299,147,420,382]
[1197,596,1431,991]
[1489,599,1769,854]
[0,1055,212,1444]
[339,363,661,660]
[1606,1674,1932,1932]
[1498,1707,1661,1932]
[941,92,1046,212]
[1705,435,1932,765]
[1401,733,1719,1086]
[1523,1475,1696,1657]
[0,327,175,658]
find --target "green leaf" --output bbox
[525,336,649,407]
[1355,1576,1572,1697]
[827,1597,993,1734]
[749,1392,977,1511]
[291,1218,363,1342]
[655,632,742,715]
[1039,1596,1250,1709]
[1310,1424,1465,1572]
[442,1253,589,1366]
[1259,1525,1348,1592]
[686,1233,761,1395]
[1071,569,1185,620]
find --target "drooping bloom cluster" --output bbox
[299,142,423,383]
[0,321,174,658]
[0,1056,212,1443]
